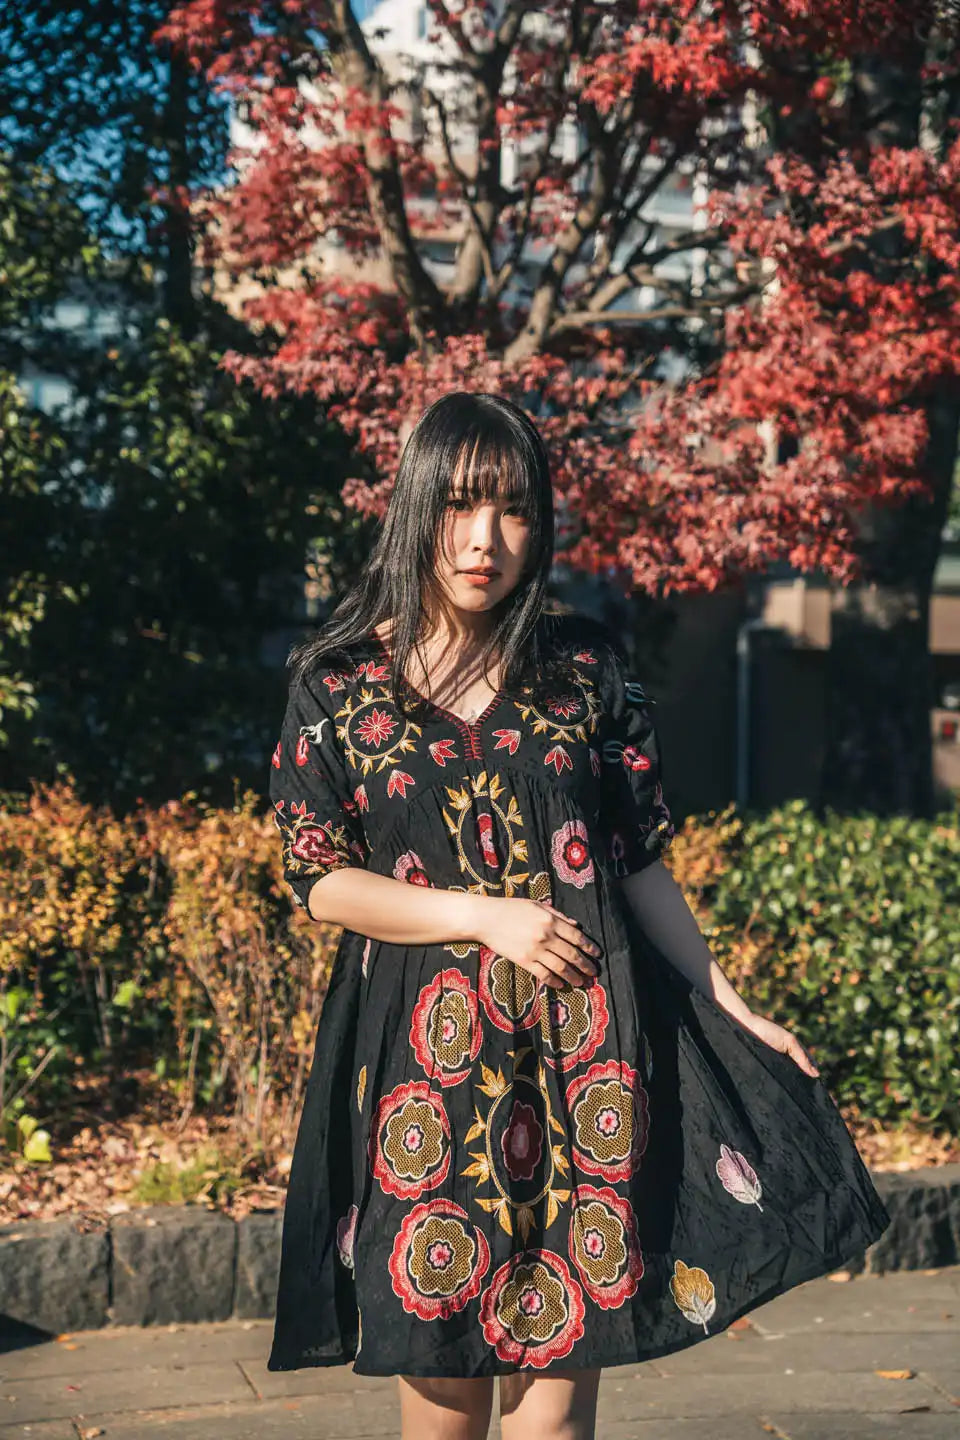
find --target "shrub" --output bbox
[1,785,957,1155]
[668,799,960,1133]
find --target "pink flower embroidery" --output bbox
[337,1205,358,1270]
[271,741,282,769]
[551,819,595,888]
[295,734,310,766]
[394,850,431,886]
[622,744,651,773]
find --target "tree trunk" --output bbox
[822,384,958,815]
[821,41,957,816]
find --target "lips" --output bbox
[461,569,500,577]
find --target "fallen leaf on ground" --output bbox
[875,1368,915,1380]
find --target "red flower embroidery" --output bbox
[388,1199,490,1322]
[386,770,415,799]
[271,741,282,769]
[551,819,595,888]
[572,649,597,663]
[429,738,457,766]
[409,969,481,1087]
[357,708,398,748]
[290,801,314,818]
[369,1080,451,1200]
[567,1061,649,1182]
[622,744,651,773]
[290,825,342,867]
[476,812,500,870]
[569,1186,644,1310]
[545,745,572,775]
[541,982,609,1073]
[492,728,521,755]
[478,947,541,1032]
[547,694,581,720]
[354,783,369,812]
[295,734,310,766]
[500,1099,544,1182]
[480,1250,585,1368]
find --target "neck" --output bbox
[421,604,497,653]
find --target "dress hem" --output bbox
[267,1201,890,1378]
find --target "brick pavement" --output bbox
[1,1266,958,1439]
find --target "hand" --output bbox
[735,1011,820,1077]
[476,898,601,989]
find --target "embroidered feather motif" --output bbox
[716,1143,764,1211]
[669,1258,716,1333]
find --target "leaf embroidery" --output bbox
[544,744,572,774]
[716,1143,764,1211]
[386,769,415,799]
[670,1258,716,1334]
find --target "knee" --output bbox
[399,1375,493,1440]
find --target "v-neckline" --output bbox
[370,631,507,730]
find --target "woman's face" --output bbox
[431,463,532,618]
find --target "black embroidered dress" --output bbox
[266,614,889,1378]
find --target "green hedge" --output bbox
[685,799,960,1133]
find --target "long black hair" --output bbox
[290,390,576,712]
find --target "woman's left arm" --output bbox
[620,860,820,1078]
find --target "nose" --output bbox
[467,503,500,552]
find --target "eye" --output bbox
[446,495,471,512]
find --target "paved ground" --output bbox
[1,1267,959,1439]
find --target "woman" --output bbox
[267,391,889,1440]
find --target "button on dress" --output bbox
[266,612,889,1377]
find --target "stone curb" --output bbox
[1,1167,958,1334]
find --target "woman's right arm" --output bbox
[306,869,601,989]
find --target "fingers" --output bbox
[790,1037,820,1077]
[537,902,602,966]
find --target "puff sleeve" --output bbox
[269,670,370,915]
[596,645,676,879]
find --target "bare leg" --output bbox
[499,1368,601,1440]
[398,1376,494,1440]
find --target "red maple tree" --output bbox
[159,1,958,587]
[160,1,960,809]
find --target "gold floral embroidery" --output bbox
[441,770,528,896]
[461,1061,570,1243]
